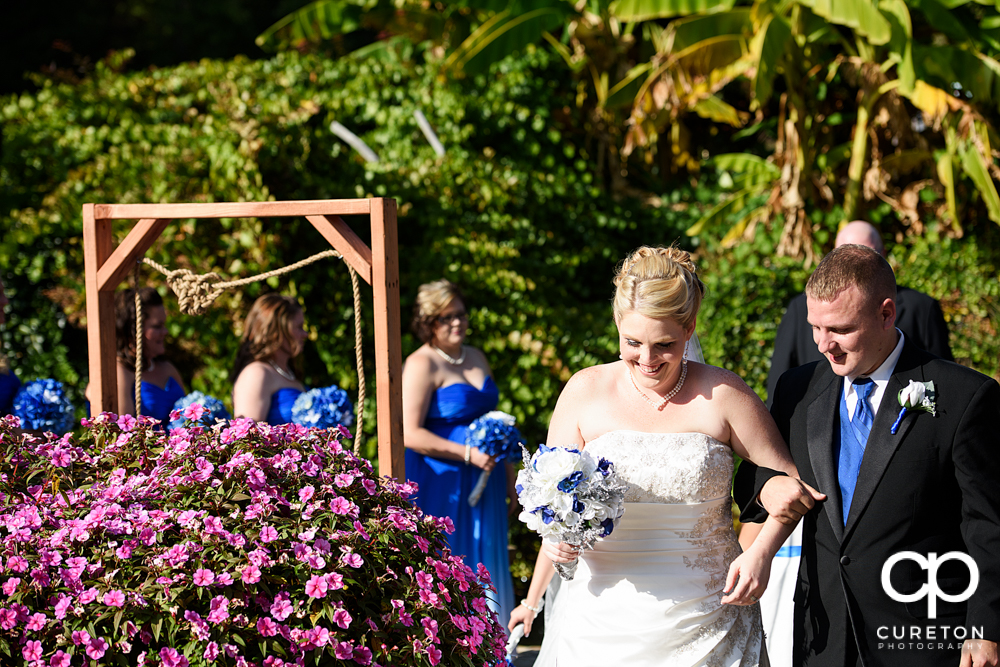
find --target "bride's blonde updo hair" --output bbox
[613,246,705,329]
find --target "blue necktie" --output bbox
[838,378,875,524]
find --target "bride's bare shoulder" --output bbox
[562,362,619,395]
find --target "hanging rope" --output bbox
[133,261,144,417]
[135,250,367,453]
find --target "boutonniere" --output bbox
[890,380,936,434]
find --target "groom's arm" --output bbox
[955,378,1000,643]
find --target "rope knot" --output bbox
[165,269,226,315]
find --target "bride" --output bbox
[510,246,804,666]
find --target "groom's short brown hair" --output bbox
[806,244,896,309]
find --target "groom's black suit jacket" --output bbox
[738,339,1000,667]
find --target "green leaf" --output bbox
[445,4,567,76]
[256,0,364,52]
[879,0,915,94]
[611,0,737,20]
[749,13,792,108]
[152,618,163,643]
[604,63,654,108]
[960,142,1000,225]
[798,0,892,44]
[692,95,744,125]
[686,185,760,236]
[709,153,781,188]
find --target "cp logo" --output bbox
[881,551,979,619]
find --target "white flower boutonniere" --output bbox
[891,380,936,434]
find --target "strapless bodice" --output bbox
[559,430,765,666]
[266,387,303,425]
[585,431,734,504]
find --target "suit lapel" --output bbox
[806,367,844,542]
[843,343,925,537]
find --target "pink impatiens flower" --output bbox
[193,568,216,587]
[86,636,109,660]
[241,564,261,585]
[49,650,71,667]
[103,590,126,607]
[256,617,277,637]
[305,575,328,599]
[331,608,352,629]
[183,403,208,422]
[259,526,278,543]
[270,595,293,621]
[22,640,42,661]
[2,577,19,595]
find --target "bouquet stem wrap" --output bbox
[515,444,626,581]
[465,411,523,507]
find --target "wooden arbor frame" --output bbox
[82,198,404,479]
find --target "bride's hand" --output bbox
[720,547,771,606]
[508,603,538,636]
[540,540,579,564]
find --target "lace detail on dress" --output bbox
[585,431,734,504]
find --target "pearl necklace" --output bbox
[432,345,466,366]
[268,360,296,382]
[627,359,687,410]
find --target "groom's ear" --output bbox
[877,298,896,331]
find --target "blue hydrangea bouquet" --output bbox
[12,378,75,434]
[169,391,231,430]
[515,444,627,580]
[465,411,523,507]
[291,385,355,431]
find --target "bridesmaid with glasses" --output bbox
[402,279,516,634]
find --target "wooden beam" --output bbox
[305,215,374,285]
[82,204,118,414]
[97,219,171,292]
[370,198,404,480]
[94,199,372,221]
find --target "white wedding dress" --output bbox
[556,430,767,666]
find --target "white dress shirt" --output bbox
[842,329,905,418]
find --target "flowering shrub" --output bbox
[0,414,506,666]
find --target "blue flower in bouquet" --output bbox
[291,385,355,430]
[466,411,523,462]
[169,392,230,430]
[12,379,75,434]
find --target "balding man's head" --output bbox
[835,220,885,256]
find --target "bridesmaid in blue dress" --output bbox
[86,287,186,425]
[402,279,516,633]
[231,294,307,424]
[0,279,21,417]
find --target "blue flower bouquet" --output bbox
[169,391,231,430]
[465,411,523,507]
[12,379,75,434]
[515,444,627,580]
[291,385,355,431]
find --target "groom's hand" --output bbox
[759,477,826,525]
[960,639,999,667]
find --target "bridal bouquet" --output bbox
[466,411,523,507]
[12,378,75,434]
[168,391,230,429]
[292,385,355,431]
[515,444,627,580]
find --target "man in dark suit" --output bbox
[767,221,952,403]
[738,244,1000,667]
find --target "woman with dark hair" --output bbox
[86,287,186,422]
[231,294,307,424]
[402,279,516,634]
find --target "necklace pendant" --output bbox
[629,359,687,410]
[268,360,296,382]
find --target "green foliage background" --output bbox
[3,46,999,597]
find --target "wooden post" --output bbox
[82,204,117,414]
[370,198,405,480]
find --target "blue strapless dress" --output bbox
[0,371,21,416]
[405,376,514,631]
[266,387,303,425]
[140,377,186,425]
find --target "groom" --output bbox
[737,244,1000,667]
